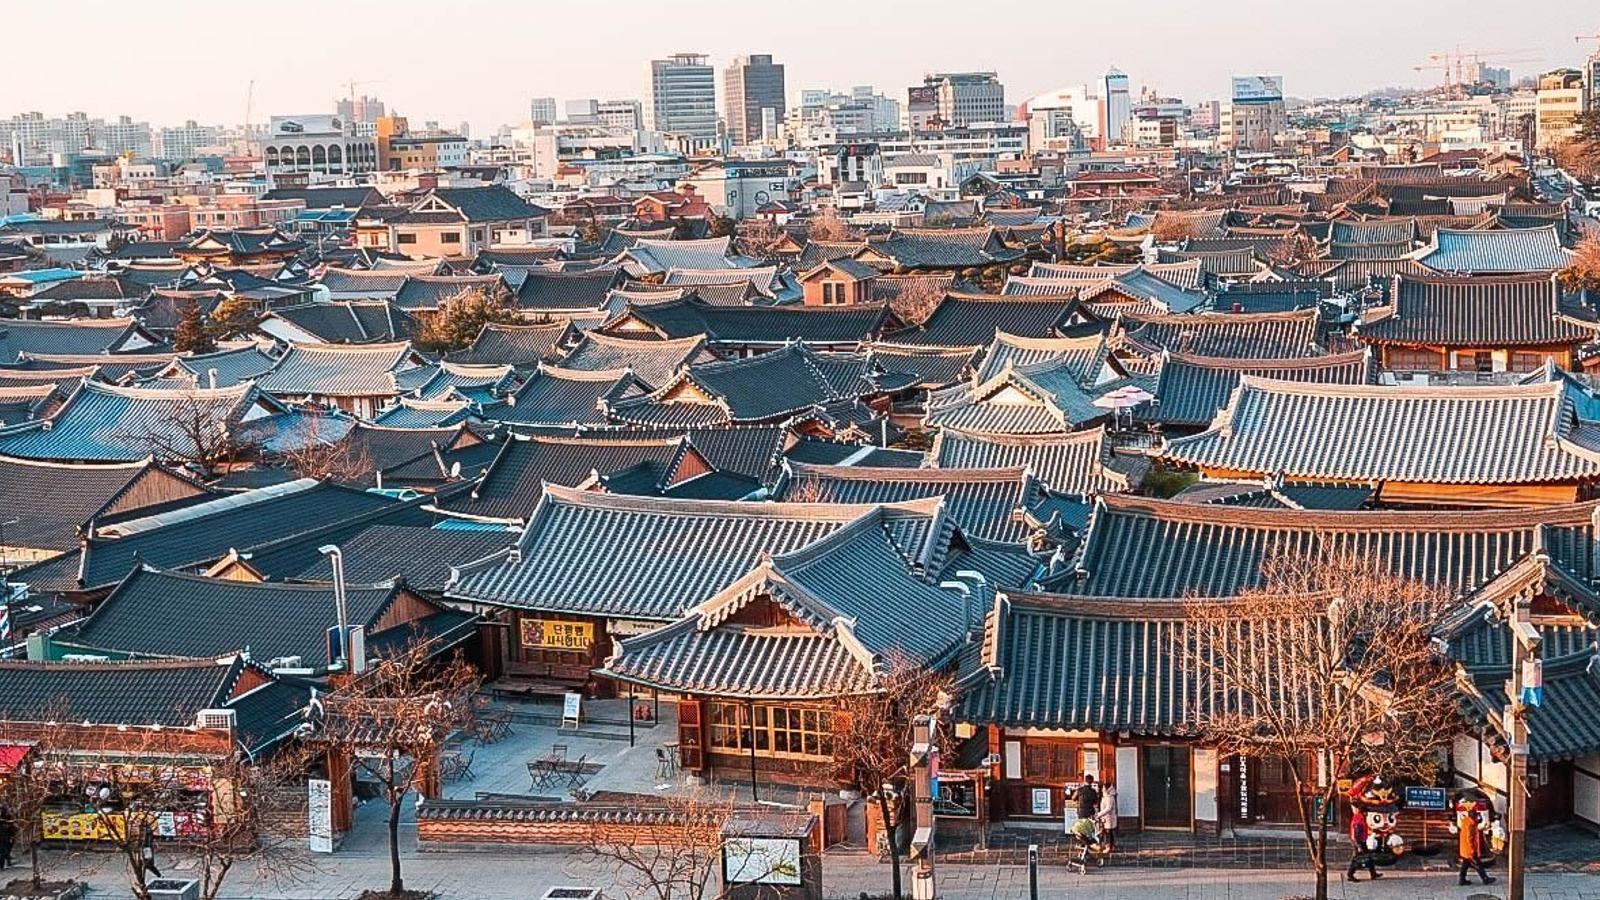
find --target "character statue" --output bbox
[1346,775,1406,881]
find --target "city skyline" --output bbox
[4,0,1597,135]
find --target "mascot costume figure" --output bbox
[1346,775,1405,881]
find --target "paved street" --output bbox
[16,836,1600,900]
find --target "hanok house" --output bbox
[387,186,550,259]
[173,227,307,267]
[797,258,881,306]
[0,456,209,567]
[256,341,424,418]
[1135,350,1376,436]
[445,485,953,696]
[0,656,309,844]
[597,507,983,787]
[0,381,279,465]
[1160,372,1600,507]
[598,296,894,355]
[1359,272,1599,375]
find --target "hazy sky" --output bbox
[5,0,1597,133]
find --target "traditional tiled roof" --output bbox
[409,362,516,401]
[1360,272,1596,348]
[607,344,902,427]
[795,240,869,271]
[1080,270,1206,314]
[514,269,619,311]
[975,331,1112,384]
[1029,259,1205,291]
[371,397,476,429]
[1163,375,1600,486]
[859,227,1024,270]
[665,266,779,298]
[291,524,514,593]
[390,186,548,225]
[924,360,1119,435]
[890,293,1075,347]
[0,318,156,365]
[559,331,710,389]
[867,273,957,306]
[1213,282,1327,314]
[777,461,1042,544]
[265,301,417,344]
[1329,218,1417,245]
[448,484,945,620]
[444,321,574,367]
[605,296,890,348]
[1051,493,1598,599]
[863,342,979,390]
[0,381,263,463]
[621,237,736,275]
[318,268,412,299]
[1141,350,1374,429]
[1292,257,1431,293]
[391,275,508,311]
[257,342,414,397]
[486,365,644,425]
[601,512,972,699]
[0,456,207,552]
[1170,479,1375,510]
[439,433,690,520]
[1156,246,1265,278]
[163,345,279,387]
[928,427,1137,496]
[1327,239,1414,260]
[1417,225,1573,274]
[1118,309,1322,358]
[0,656,296,743]
[64,566,407,668]
[961,592,1317,733]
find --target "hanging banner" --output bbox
[519,617,594,652]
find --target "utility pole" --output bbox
[908,715,937,900]
[1504,588,1540,900]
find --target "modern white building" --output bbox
[530,97,558,125]
[155,121,221,160]
[682,159,796,218]
[263,114,378,175]
[921,72,1005,127]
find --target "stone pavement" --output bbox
[20,841,1600,899]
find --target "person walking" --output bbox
[0,804,16,870]
[139,826,163,880]
[1456,809,1494,886]
[1075,774,1101,824]
[1096,783,1119,854]
[1347,813,1380,881]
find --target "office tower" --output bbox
[649,53,717,141]
[1102,67,1131,146]
[529,97,558,126]
[919,72,1004,127]
[724,54,787,144]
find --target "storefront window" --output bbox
[708,702,831,760]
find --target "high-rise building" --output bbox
[723,54,786,145]
[1535,69,1585,151]
[649,53,717,143]
[529,97,558,126]
[1102,67,1132,146]
[1222,75,1287,151]
[155,120,220,160]
[1585,50,1600,113]
[99,115,153,157]
[596,99,643,130]
[336,95,386,126]
[920,72,1005,127]
[565,99,600,123]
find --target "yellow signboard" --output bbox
[42,811,125,842]
[519,617,594,652]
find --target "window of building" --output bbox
[821,282,848,305]
[1385,347,1441,371]
[397,233,417,244]
[1510,351,1551,373]
[472,229,485,243]
[441,232,460,244]
[707,702,831,760]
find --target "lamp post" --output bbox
[1504,590,1541,900]
[318,544,351,668]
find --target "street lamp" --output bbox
[317,544,351,669]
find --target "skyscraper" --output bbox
[920,72,1004,128]
[723,54,786,145]
[1222,75,1287,151]
[649,53,717,143]
[1102,67,1131,146]
[529,97,558,126]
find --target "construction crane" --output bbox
[1416,47,1538,95]
[243,79,255,158]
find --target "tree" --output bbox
[707,214,736,238]
[884,276,947,327]
[576,220,605,247]
[313,642,478,897]
[0,716,70,893]
[1554,110,1600,179]
[808,208,861,243]
[580,792,793,900]
[1150,213,1198,244]
[1183,551,1460,900]
[735,217,785,259]
[138,389,255,479]
[207,297,262,342]
[1557,236,1600,295]
[278,413,371,483]
[828,654,952,900]
[173,298,216,354]
[671,217,699,240]
[1268,230,1320,268]
[412,287,522,354]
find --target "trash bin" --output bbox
[146,878,200,900]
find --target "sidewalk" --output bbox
[18,842,1600,900]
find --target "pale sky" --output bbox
[5,0,1597,134]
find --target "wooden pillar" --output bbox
[326,751,355,834]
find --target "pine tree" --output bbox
[173,297,216,354]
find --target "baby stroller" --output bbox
[1067,816,1106,873]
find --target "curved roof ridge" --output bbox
[1232,373,1565,400]
[77,379,255,401]
[991,329,1104,351]
[1096,491,1600,528]
[533,363,635,382]
[938,424,1110,447]
[787,460,1031,483]
[539,481,944,518]
[1165,349,1369,370]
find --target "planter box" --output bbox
[146,879,199,900]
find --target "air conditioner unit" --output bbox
[266,655,303,670]
[195,708,237,731]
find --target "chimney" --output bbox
[207,367,219,389]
